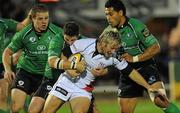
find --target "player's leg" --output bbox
[42,94,65,113]
[87,95,100,113]
[118,73,144,113]
[43,76,72,113]
[10,68,33,113]
[118,97,137,113]
[28,77,55,113]
[0,64,9,111]
[70,96,91,113]
[11,88,27,113]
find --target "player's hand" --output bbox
[91,68,108,76]
[4,70,15,84]
[66,69,81,78]
[121,53,133,62]
[76,61,86,73]
[150,90,169,108]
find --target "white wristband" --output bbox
[133,55,139,62]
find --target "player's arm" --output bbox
[122,43,160,62]
[3,48,15,84]
[122,25,160,62]
[115,59,153,90]
[48,38,74,70]
[91,67,108,77]
[3,32,23,83]
[48,35,85,72]
[16,9,32,31]
[124,65,152,90]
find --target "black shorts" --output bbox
[12,68,43,95]
[0,63,4,79]
[118,64,161,98]
[33,77,57,99]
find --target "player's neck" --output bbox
[118,16,126,28]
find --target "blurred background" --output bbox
[1,0,180,112]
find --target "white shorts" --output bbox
[49,74,92,101]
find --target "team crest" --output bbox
[29,37,36,43]
[142,28,150,37]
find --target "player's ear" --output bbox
[118,10,123,16]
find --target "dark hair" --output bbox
[31,4,49,18]
[63,21,79,36]
[105,0,126,15]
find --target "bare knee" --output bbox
[11,103,24,113]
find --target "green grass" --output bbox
[56,97,180,113]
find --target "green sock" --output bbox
[0,109,10,113]
[164,103,180,113]
[24,96,31,112]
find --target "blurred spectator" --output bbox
[169,18,180,59]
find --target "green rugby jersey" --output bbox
[104,17,159,68]
[44,34,86,79]
[0,18,18,63]
[8,23,62,75]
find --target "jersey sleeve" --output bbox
[48,34,64,57]
[113,58,134,76]
[4,19,18,32]
[133,19,159,48]
[113,58,128,70]
[7,31,23,53]
[70,39,88,54]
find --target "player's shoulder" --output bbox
[16,24,32,35]
[129,18,145,27]
[128,17,146,31]
[75,38,96,45]
[49,23,63,34]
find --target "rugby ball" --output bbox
[66,53,84,78]
[68,53,84,63]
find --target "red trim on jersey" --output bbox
[83,84,94,92]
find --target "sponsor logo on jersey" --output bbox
[148,76,156,84]
[55,86,68,96]
[37,45,46,51]
[117,89,122,96]
[46,85,52,91]
[121,42,126,47]
[127,33,133,38]
[29,37,36,43]
[98,62,106,68]
[142,28,150,37]
[18,80,24,86]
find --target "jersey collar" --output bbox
[118,16,130,29]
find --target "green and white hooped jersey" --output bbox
[8,23,62,75]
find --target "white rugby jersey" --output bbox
[61,38,128,91]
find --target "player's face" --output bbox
[32,12,49,32]
[64,34,78,45]
[102,41,120,58]
[105,7,121,27]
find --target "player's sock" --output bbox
[24,95,31,112]
[164,103,180,113]
[0,109,10,113]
